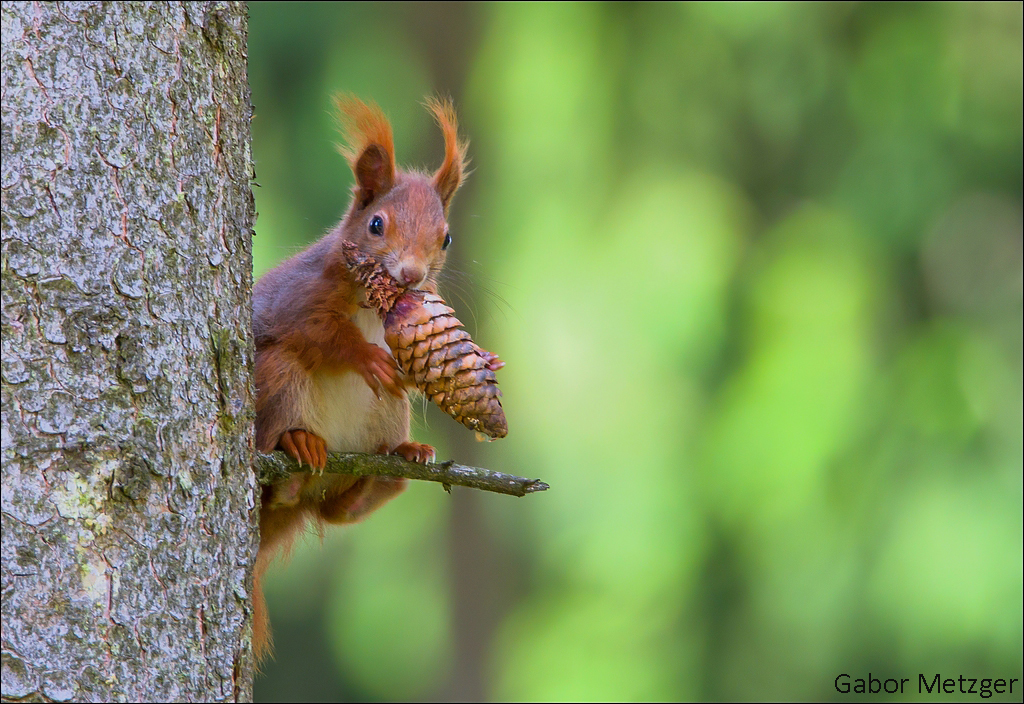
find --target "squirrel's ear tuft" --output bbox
[335,94,395,207]
[425,96,469,214]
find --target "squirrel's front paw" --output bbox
[356,343,404,399]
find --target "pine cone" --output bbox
[342,242,508,439]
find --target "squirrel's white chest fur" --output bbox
[301,307,408,453]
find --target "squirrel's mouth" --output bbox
[382,257,428,291]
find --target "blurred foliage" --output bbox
[249,2,1022,701]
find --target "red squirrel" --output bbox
[251,96,468,662]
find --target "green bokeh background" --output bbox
[248,3,1022,701]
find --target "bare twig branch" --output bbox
[255,452,549,497]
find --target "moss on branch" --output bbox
[255,452,548,497]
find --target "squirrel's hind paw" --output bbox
[279,429,327,471]
[385,441,436,464]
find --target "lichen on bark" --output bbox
[1,2,257,701]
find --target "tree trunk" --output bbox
[1,2,256,701]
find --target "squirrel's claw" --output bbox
[475,347,505,372]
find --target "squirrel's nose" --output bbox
[399,266,425,287]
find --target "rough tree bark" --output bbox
[1,3,256,701]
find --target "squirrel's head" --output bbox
[333,95,469,291]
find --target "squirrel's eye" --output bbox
[442,233,452,250]
[369,215,384,236]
